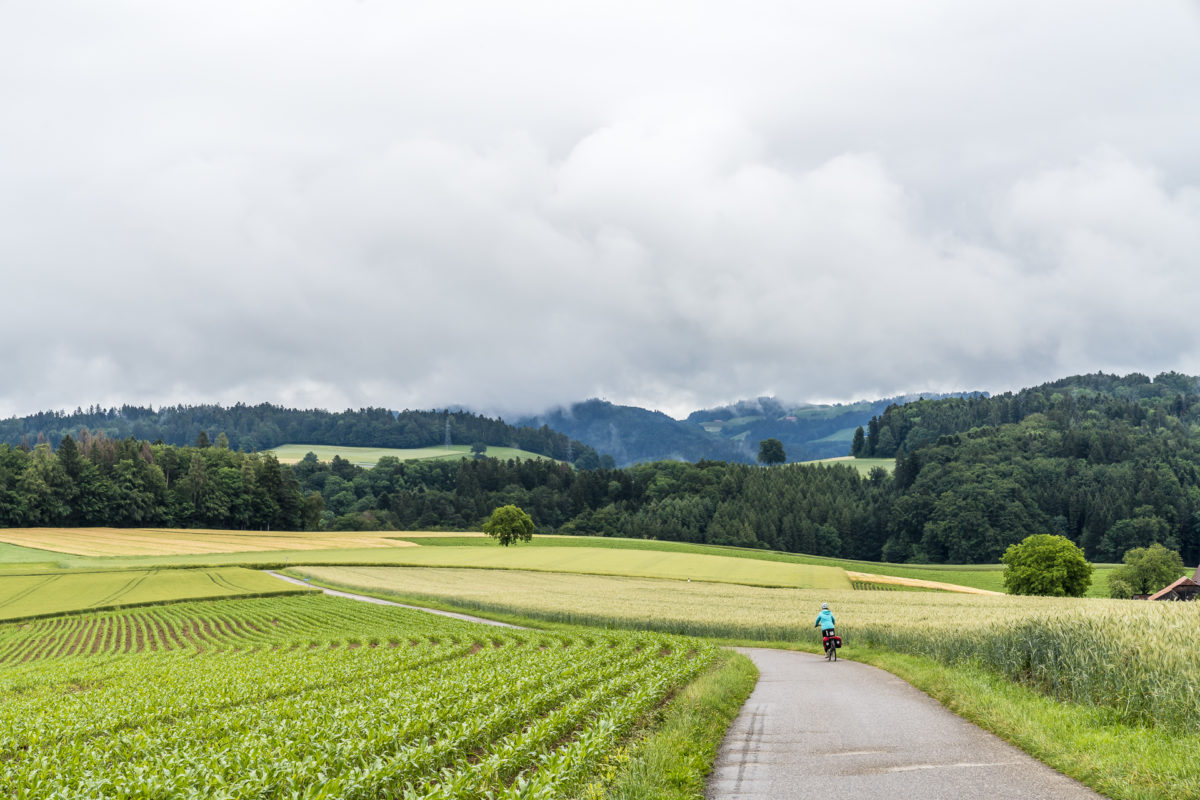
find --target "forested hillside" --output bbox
[686,393,978,462]
[854,372,1199,458]
[855,372,1200,564]
[516,399,750,466]
[0,404,602,468]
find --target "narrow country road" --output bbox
[707,647,1107,800]
[263,570,521,628]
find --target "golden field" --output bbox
[0,528,486,557]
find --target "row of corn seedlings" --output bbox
[0,595,713,798]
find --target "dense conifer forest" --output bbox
[2,372,1199,566]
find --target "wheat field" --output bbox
[0,528,485,557]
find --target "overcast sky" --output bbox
[3,2,1199,420]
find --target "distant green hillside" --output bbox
[864,371,1200,566]
[685,394,976,462]
[516,399,749,466]
[517,395,980,467]
[856,371,1200,458]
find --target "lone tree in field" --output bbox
[1001,534,1093,597]
[1107,543,1186,599]
[757,438,786,465]
[483,504,535,547]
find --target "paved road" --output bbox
[707,647,1107,800]
[264,570,521,628]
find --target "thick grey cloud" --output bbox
[2,2,1199,419]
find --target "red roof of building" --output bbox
[1148,576,1200,601]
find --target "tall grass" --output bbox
[854,602,1200,730]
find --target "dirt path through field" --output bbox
[707,647,1106,800]
[263,570,521,628]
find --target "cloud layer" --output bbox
[2,2,1199,418]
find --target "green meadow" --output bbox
[267,443,554,466]
[802,455,896,474]
[0,541,57,566]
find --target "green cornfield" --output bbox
[0,594,716,798]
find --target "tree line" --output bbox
[0,433,315,530]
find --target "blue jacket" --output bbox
[814,609,835,630]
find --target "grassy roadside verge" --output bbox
[578,650,758,800]
[847,646,1200,800]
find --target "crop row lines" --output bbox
[2,640,702,797]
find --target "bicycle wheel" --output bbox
[831,642,837,662]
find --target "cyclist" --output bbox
[814,602,836,652]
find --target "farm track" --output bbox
[707,648,1105,800]
[263,570,523,628]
